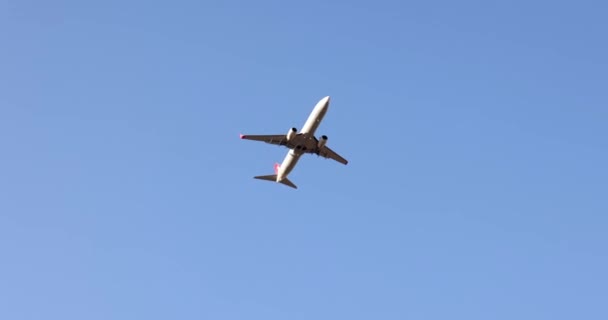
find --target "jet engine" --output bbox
[317,135,328,149]
[286,127,297,141]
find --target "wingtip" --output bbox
[239,133,244,139]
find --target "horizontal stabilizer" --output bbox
[279,177,297,189]
[254,174,277,182]
[253,174,297,189]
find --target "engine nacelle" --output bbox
[317,135,328,149]
[286,127,297,141]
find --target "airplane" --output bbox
[240,96,348,189]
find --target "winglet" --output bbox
[239,133,244,139]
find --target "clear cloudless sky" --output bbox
[1,0,607,319]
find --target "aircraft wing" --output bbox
[318,146,348,165]
[240,134,289,146]
[241,133,348,165]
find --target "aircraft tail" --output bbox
[253,174,297,189]
[253,168,298,189]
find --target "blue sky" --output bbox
[1,1,607,319]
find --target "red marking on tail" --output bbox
[274,163,280,174]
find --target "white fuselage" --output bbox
[276,96,330,182]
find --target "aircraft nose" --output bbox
[313,95,331,112]
[321,96,330,107]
